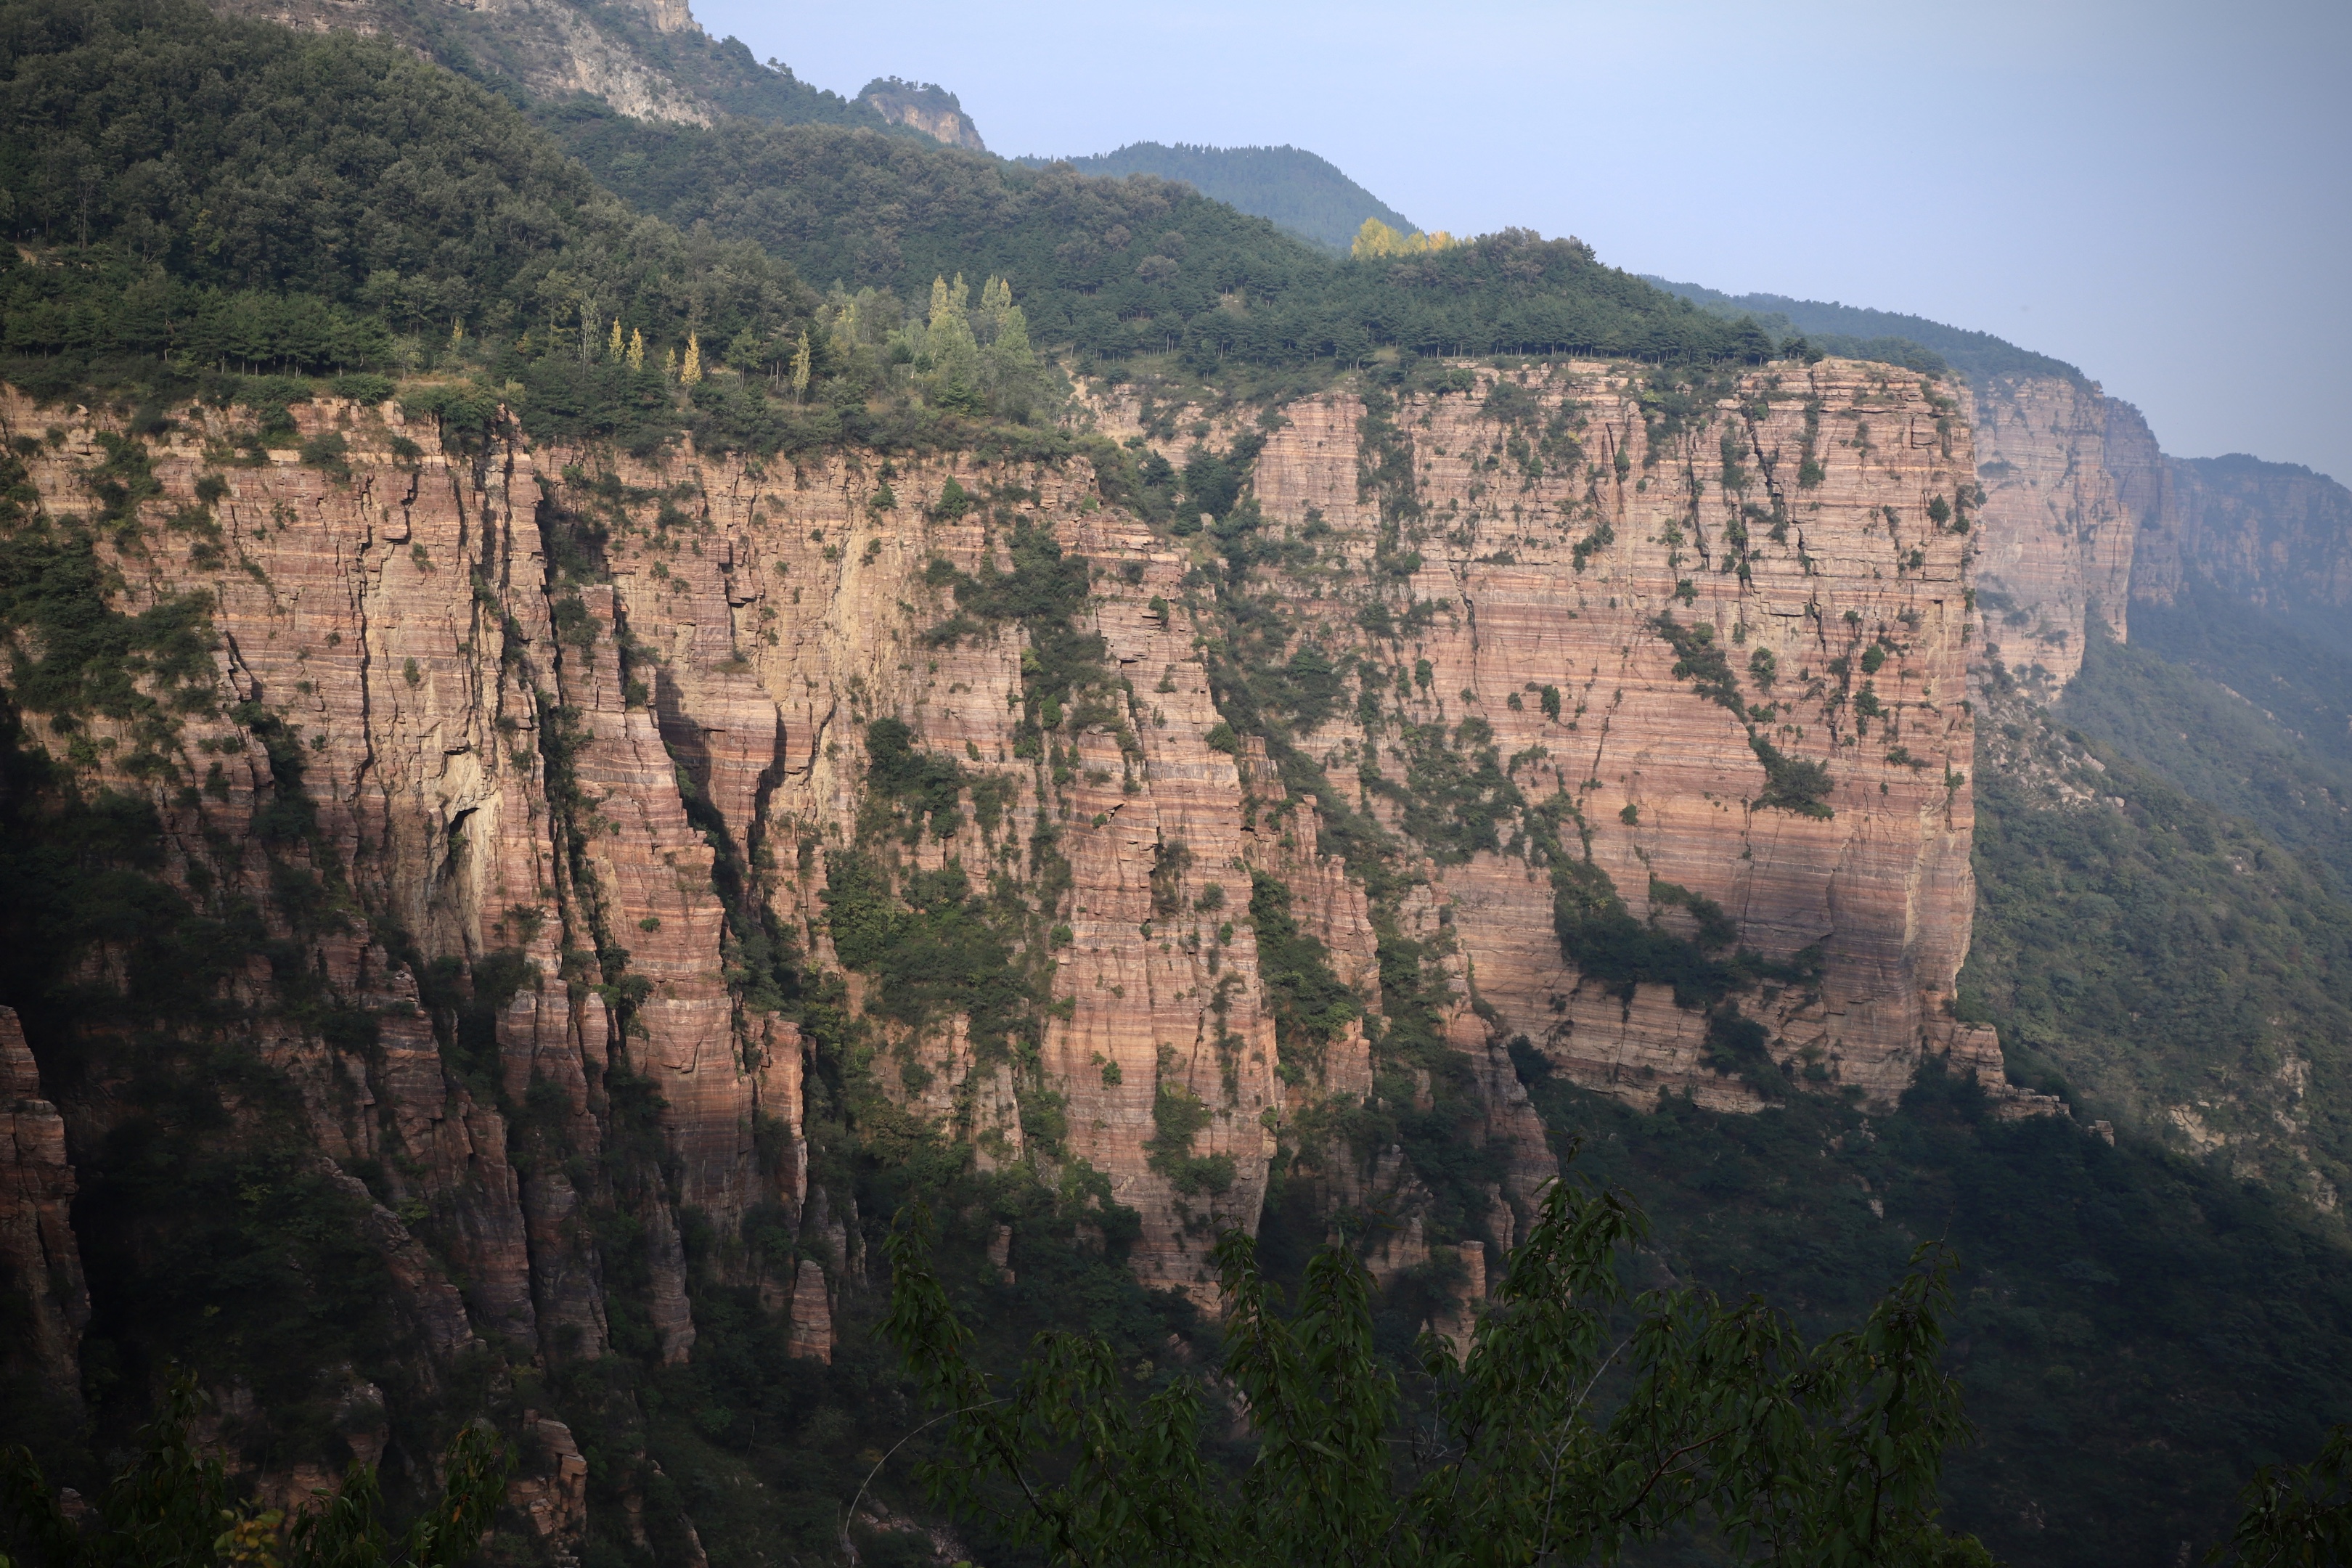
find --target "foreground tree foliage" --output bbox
[2216,1426,2352,1568]
[0,1376,508,1568]
[882,1175,1998,1566]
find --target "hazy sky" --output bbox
[698,0,2352,478]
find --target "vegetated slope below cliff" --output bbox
[2058,610,2352,894]
[1960,671,2352,1216]
[1523,1067,2352,1568]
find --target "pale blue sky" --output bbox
[698,0,2352,480]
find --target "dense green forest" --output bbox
[1016,141,1416,253]
[1530,1069,2352,1566]
[0,0,811,377]
[0,0,1776,439]
[537,106,1778,383]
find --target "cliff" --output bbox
[0,356,2046,1534]
[857,78,988,152]
[1960,375,2149,696]
[200,0,894,131]
[1238,361,2018,1112]
[0,1007,87,1429]
[1945,373,2352,683]
[2131,452,2352,650]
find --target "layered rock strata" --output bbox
[1960,375,2146,695]
[1246,360,2009,1110]
[0,356,2041,1453]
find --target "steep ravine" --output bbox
[0,361,2049,1552]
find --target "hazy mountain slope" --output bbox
[2058,611,2352,893]
[1018,141,1415,253]
[1646,274,2087,386]
[2136,453,2352,661]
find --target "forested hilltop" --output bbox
[1014,142,1418,253]
[0,0,1773,436]
[2,0,2352,1565]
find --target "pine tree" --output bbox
[628,328,645,372]
[681,332,702,385]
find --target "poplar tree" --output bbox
[791,327,812,401]
[920,274,981,412]
[680,331,702,385]
[627,327,645,372]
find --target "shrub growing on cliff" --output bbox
[880,1177,1997,1567]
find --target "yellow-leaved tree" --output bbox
[1353,217,1458,259]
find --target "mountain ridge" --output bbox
[1016,141,1416,253]
[1643,274,2091,388]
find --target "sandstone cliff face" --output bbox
[207,0,716,123]
[857,83,988,152]
[1245,361,2005,1111]
[0,1006,87,1416]
[0,356,2038,1508]
[1961,375,2143,696]
[2131,452,2352,645]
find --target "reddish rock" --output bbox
[0,1007,87,1405]
[0,356,2053,1389]
[1961,375,2140,694]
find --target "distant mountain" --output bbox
[1643,275,2086,388]
[1018,142,1413,253]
